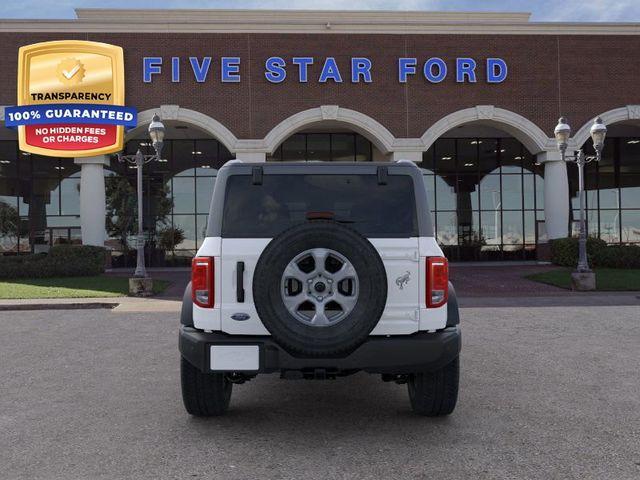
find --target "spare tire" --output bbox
[253,221,387,357]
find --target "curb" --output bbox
[0,302,119,312]
[459,294,640,308]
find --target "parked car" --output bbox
[179,160,461,416]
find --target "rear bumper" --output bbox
[179,325,461,375]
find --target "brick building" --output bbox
[0,9,639,264]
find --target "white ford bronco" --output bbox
[179,160,460,416]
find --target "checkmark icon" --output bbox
[57,59,84,85]
[62,64,80,79]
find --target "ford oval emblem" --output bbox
[231,313,250,321]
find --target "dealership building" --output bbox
[0,9,639,264]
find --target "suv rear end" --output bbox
[180,161,460,416]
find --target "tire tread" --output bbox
[181,357,232,417]
[408,356,459,416]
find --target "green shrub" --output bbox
[550,237,606,267]
[0,245,106,279]
[550,237,640,268]
[593,244,640,268]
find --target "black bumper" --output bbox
[179,325,461,375]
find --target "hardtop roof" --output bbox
[220,161,420,172]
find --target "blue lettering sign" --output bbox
[456,58,477,83]
[398,58,417,83]
[424,58,447,83]
[141,55,508,85]
[189,57,211,83]
[351,57,372,83]
[265,56,287,83]
[487,58,508,83]
[319,57,342,83]
[171,57,180,83]
[143,57,162,83]
[292,57,314,82]
[221,57,241,83]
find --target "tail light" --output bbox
[192,257,214,308]
[426,257,448,308]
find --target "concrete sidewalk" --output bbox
[449,264,567,297]
[1,264,637,312]
[1,292,638,312]
[0,296,181,313]
[105,268,189,299]
[458,292,640,308]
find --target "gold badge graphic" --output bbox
[15,40,126,157]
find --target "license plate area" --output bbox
[210,345,259,371]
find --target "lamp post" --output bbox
[117,114,165,284]
[553,116,607,288]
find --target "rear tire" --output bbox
[407,356,459,416]
[181,357,232,417]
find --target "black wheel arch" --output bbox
[180,281,193,327]
[446,281,460,327]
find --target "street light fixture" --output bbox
[590,117,607,153]
[148,113,165,152]
[554,117,571,152]
[553,116,607,286]
[117,114,166,284]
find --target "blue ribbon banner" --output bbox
[4,104,137,128]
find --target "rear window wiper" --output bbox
[334,218,358,224]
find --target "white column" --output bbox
[391,151,422,163]
[235,151,266,162]
[538,151,569,240]
[74,155,109,246]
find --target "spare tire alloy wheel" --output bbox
[281,248,359,327]
[253,221,387,357]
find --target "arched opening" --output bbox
[421,106,550,155]
[263,106,395,161]
[416,123,545,261]
[108,120,234,267]
[266,123,386,162]
[570,120,640,245]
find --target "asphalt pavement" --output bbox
[1,306,639,479]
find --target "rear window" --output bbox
[221,174,417,238]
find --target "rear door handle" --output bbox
[236,261,245,303]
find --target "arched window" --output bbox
[418,136,543,261]
[267,132,376,162]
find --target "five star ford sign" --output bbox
[5,40,137,158]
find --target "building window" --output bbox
[267,132,374,162]
[569,137,640,244]
[0,141,83,254]
[418,137,544,261]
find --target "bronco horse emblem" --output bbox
[395,271,411,290]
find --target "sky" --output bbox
[0,0,639,22]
